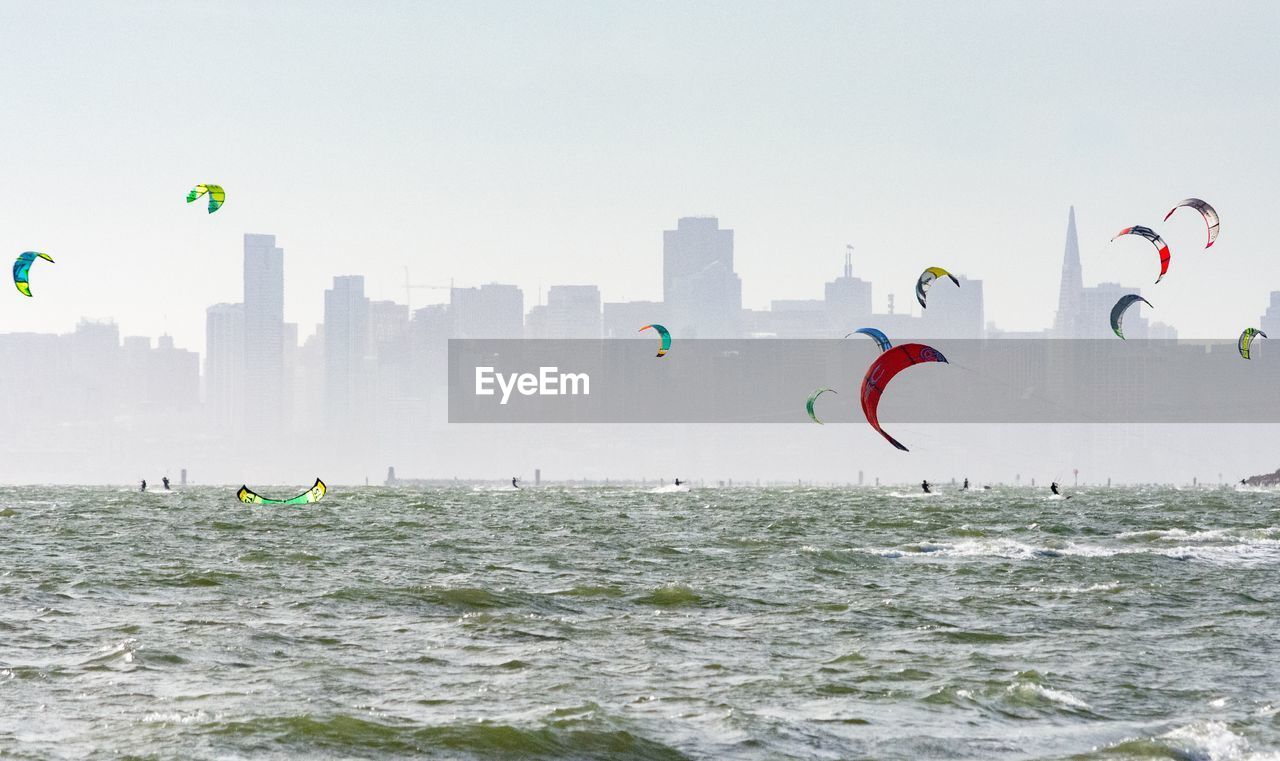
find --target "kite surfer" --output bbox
[511,476,520,489]
[675,478,684,486]
[962,478,969,490]
[1050,482,1060,496]
[162,476,170,490]
[921,480,931,494]
[139,479,147,492]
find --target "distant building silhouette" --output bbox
[1050,207,1167,340]
[1261,292,1280,337]
[243,234,285,435]
[205,302,244,431]
[0,206,1199,479]
[824,246,873,330]
[369,299,414,430]
[663,217,741,337]
[1053,207,1085,337]
[1079,282,1147,339]
[324,276,370,428]
[920,275,985,338]
[451,283,523,338]
[128,335,199,413]
[67,319,124,421]
[527,285,602,338]
[603,300,666,338]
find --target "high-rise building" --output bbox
[151,335,200,412]
[1261,292,1280,337]
[921,276,985,338]
[1080,282,1147,339]
[1050,208,1165,339]
[243,234,284,435]
[121,337,152,414]
[1053,207,1084,338]
[531,285,601,338]
[205,302,244,431]
[450,283,523,337]
[663,217,742,337]
[293,325,325,435]
[66,319,123,420]
[824,246,873,330]
[324,275,370,426]
[369,299,412,408]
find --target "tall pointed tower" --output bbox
[1052,207,1083,337]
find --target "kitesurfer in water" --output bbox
[962,478,969,490]
[921,480,931,494]
[675,479,684,486]
[1050,481,1060,495]
[140,479,146,492]
[511,476,520,489]
[162,476,170,490]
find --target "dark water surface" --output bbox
[2,485,1279,759]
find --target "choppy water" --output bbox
[2,485,1279,760]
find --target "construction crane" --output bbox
[403,267,453,311]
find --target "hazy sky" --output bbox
[1,1,1277,353]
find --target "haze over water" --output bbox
[2,485,1278,759]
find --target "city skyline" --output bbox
[0,206,1226,361]
[0,209,1241,448]
[2,3,1276,353]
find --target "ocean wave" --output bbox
[632,585,704,607]
[1027,580,1121,594]
[1004,681,1091,711]
[1116,527,1280,543]
[923,675,1093,718]
[202,715,691,759]
[840,536,1280,565]
[1091,720,1280,761]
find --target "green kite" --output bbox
[237,478,326,505]
[187,184,226,214]
[806,387,838,425]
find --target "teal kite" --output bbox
[187,184,226,214]
[639,324,671,357]
[845,327,891,352]
[237,478,326,505]
[13,252,53,297]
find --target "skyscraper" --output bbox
[450,284,523,338]
[530,285,602,338]
[920,276,985,338]
[1049,208,1161,339]
[324,275,370,426]
[824,246,873,329]
[369,299,412,409]
[243,234,284,435]
[1053,207,1084,337]
[663,217,742,337]
[1261,292,1280,337]
[205,302,244,432]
